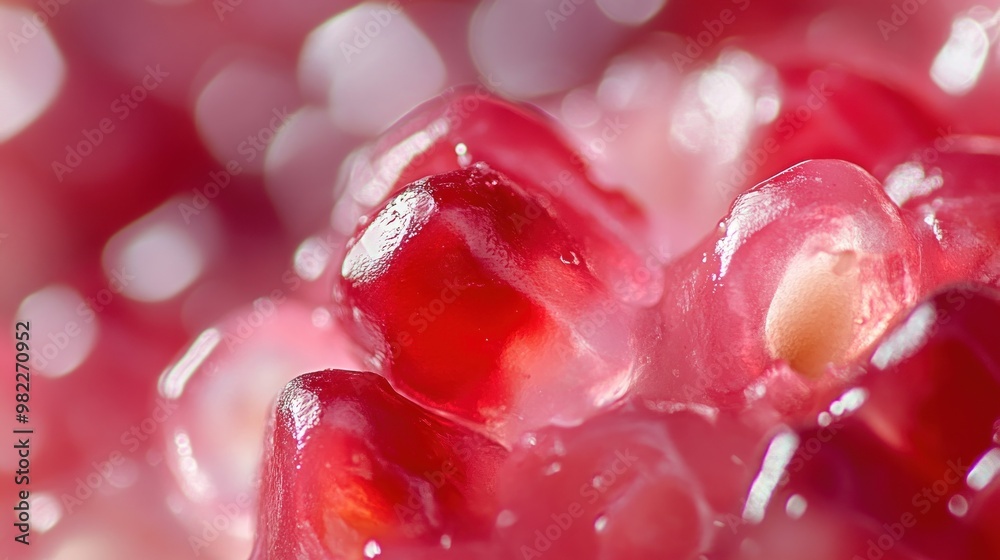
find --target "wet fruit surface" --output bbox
[730,285,1000,559]
[642,159,920,411]
[252,370,506,560]
[5,2,1000,559]
[337,163,654,443]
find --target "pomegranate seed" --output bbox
[734,284,1000,559]
[884,136,1000,288]
[252,370,506,560]
[335,88,661,306]
[337,164,656,443]
[496,404,769,560]
[642,159,920,410]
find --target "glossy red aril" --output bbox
[739,66,944,189]
[969,477,1000,558]
[732,284,1000,559]
[883,135,1000,288]
[495,405,768,560]
[251,370,506,560]
[337,164,654,443]
[642,159,920,410]
[337,87,646,237]
[858,283,1000,484]
[336,88,662,307]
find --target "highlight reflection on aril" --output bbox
[2,1,1000,560]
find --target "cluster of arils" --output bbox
[2,1,1000,560]
[245,86,1000,560]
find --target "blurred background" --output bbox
[1,0,999,558]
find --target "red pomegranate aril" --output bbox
[884,136,1000,288]
[337,163,653,443]
[336,88,663,307]
[734,284,1000,560]
[338,87,647,240]
[158,298,362,555]
[738,65,943,187]
[642,159,920,410]
[496,404,772,560]
[251,370,506,560]
[496,407,708,560]
[859,283,1000,481]
[968,476,1000,558]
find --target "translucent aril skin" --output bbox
[495,405,770,560]
[159,298,362,555]
[741,66,944,189]
[337,87,647,237]
[640,159,921,411]
[335,88,663,308]
[728,284,1000,560]
[882,136,1000,289]
[251,370,506,560]
[336,163,656,444]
